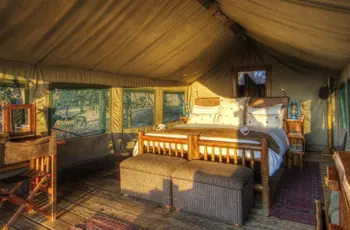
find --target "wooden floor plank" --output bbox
[0,206,48,230]
[4,203,71,230]
[0,217,17,230]
[67,170,315,230]
[34,194,88,227]
[0,152,334,230]
[58,184,210,230]
[64,181,237,230]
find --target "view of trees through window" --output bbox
[0,85,24,132]
[123,89,154,128]
[237,70,267,97]
[51,88,110,139]
[163,92,185,123]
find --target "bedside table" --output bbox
[285,115,305,169]
[180,117,189,124]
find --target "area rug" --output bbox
[68,215,140,230]
[270,162,323,226]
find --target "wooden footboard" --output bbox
[137,132,270,216]
[138,132,192,159]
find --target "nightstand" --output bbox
[285,115,305,169]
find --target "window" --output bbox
[123,89,154,128]
[163,92,185,123]
[50,87,110,139]
[0,84,25,132]
[232,67,270,97]
[237,70,267,97]
[340,84,347,129]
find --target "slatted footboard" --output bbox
[138,132,193,159]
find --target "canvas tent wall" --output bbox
[0,0,234,169]
[0,60,190,169]
[188,42,335,151]
[0,0,349,168]
[333,63,350,150]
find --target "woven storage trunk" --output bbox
[0,136,51,168]
[120,154,188,206]
[171,160,254,225]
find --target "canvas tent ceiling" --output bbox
[0,0,349,85]
[217,0,350,72]
[0,0,236,84]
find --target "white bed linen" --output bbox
[133,124,290,176]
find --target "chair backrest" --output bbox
[29,135,57,174]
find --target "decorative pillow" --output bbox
[192,105,220,115]
[216,98,247,126]
[247,107,286,129]
[246,114,279,128]
[220,97,248,105]
[248,104,283,115]
[187,113,217,124]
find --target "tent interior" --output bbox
[0,0,349,229]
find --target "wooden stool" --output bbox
[287,150,304,169]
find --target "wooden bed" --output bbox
[138,97,289,216]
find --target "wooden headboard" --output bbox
[195,97,289,108]
[194,97,220,106]
[249,97,289,108]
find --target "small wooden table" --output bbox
[285,116,305,169]
[287,150,304,169]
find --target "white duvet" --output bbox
[133,124,290,176]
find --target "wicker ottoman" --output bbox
[171,160,254,225]
[120,154,188,206]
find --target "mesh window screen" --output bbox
[51,88,110,139]
[123,89,155,128]
[340,85,347,130]
[163,92,185,123]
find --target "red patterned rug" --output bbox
[68,215,140,230]
[270,162,323,226]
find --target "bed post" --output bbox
[260,138,270,216]
[138,132,144,154]
[187,135,193,160]
[193,135,200,160]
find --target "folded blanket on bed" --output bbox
[147,127,280,154]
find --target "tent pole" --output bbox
[320,77,334,156]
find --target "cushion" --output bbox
[248,104,283,115]
[192,105,220,114]
[247,107,286,128]
[171,160,254,190]
[120,154,188,177]
[187,113,217,124]
[216,98,246,126]
[220,97,248,105]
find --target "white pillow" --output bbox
[187,113,217,124]
[216,100,245,126]
[192,105,220,114]
[248,104,283,115]
[247,107,286,128]
[220,97,248,105]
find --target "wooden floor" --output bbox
[0,152,334,230]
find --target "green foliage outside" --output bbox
[51,88,110,139]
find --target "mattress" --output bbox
[133,124,290,176]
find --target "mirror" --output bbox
[11,108,29,134]
[1,103,36,138]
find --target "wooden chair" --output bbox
[0,136,57,230]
